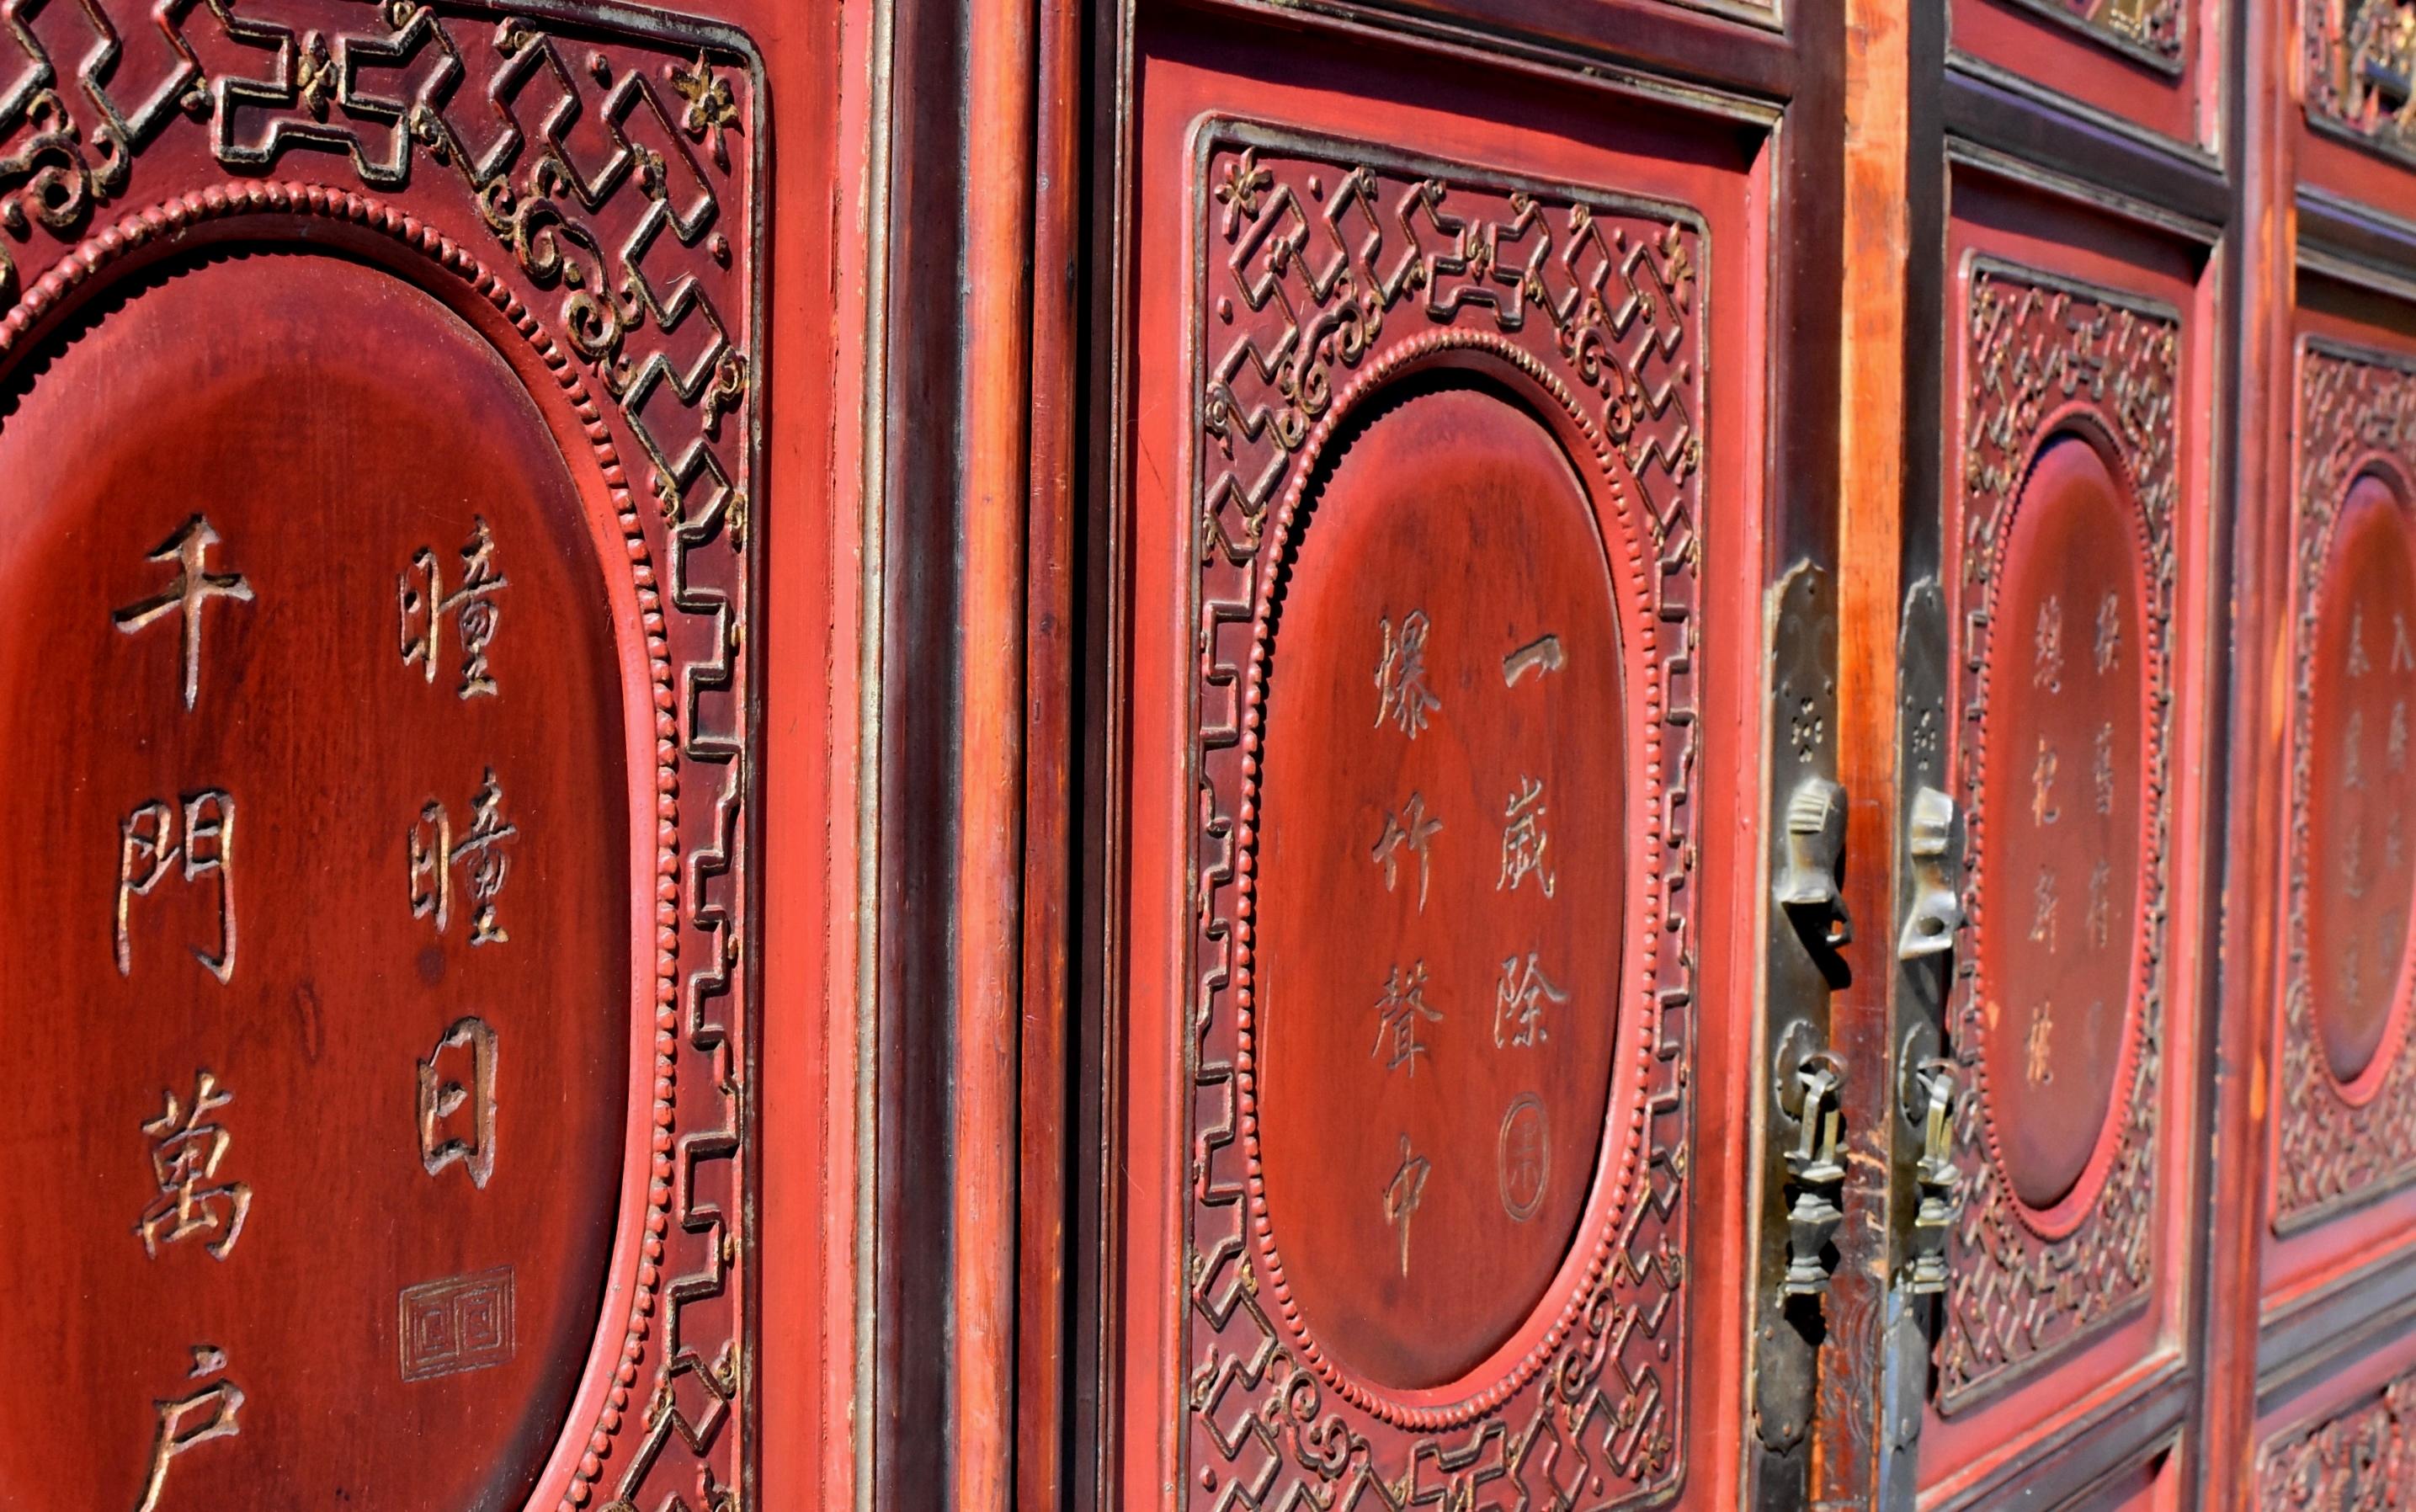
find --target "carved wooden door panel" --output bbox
[1075,5,1840,1509]
[1816,1,2226,1507]
[2213,2,2416,1502]
[0,0,832,1503]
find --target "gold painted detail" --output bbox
[135,1072,252,1261]
[418,1016,498,1190]
[2309,0,2416,163]
[134,1345,243,1512]
[398,517,508,699]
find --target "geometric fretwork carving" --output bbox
[2306,0,2416,167]
[2276,341,2416,1232]
[1940,262,2179,1408]
[0,5,757,1507]
[1185,121,1701,1509]
[2254,1369,2416,1508]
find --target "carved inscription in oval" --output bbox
[0,254,628,1509]
[1255,385,1624,1393]
[1975,434,2151,1218]
[2307,474,2416,1090]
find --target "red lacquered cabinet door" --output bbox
[0,0,834,1503]
[1076,4,1840,1509]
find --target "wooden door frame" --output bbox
[1044,1,1845,1508]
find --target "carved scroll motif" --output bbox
[1186,125,1702,1509]
[1941,264,2179,1407]
[2278,342,2416,1229]
[2307,0,2416,166]
[2255,1370,2416,1507]
[0,4,758,1504]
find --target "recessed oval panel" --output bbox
[1256,383,1625,1393]
[1974,434,2151,1217]
[2306,474,2416,1089]
[0,253,628,1510]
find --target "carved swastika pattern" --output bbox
[1184,122,1703,1510]
[1940,263,2179,1408]
[2276,341,2416,1231]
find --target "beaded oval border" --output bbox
[1229,327,1669,1430]
[1958,406,2169,1246]
[0,180,682,1512]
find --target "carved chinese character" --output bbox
[2029,866,2059,956]
[1501,633,1565,688]
[2094,589,2121,674]
[2032,738,2061,827]
[1493,951,1567,1048]
[398,518,509,699]
[113,515,253,712]
[2034,594,2064,693]
[2349,604,2374,678]
[2398,613,2416,673]
[1374,610,1441,738]
[135,1072,251,1261]
[2025,1001,2054,1086]
[1371,961,1442,1075]
[2347,709,2368,791]
[2393,700,2410,775]
[418,1016,498,1189]
[1381,1134,1431,1278]
[1498,775,1555,896]
[407,770,519,946]
[2086,858,2115,951]
[133,1345,243,1512]
[2392,809,2408,875]
[2093,721,2116,816]
[2344,940,2365,1006]
[1370,793,1443,910]
[116,791,236,983]
[2346,820,2369,902]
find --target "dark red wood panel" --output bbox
[0,2,764,1506]
[1107,18,1774,1506]
[0,250,626,1512]
[1918,173,2216,1503]
[2263,311,2416,1302]
[1951,0,2213,152]
[2296,3,2416,227]
[1254,382,1631,1400]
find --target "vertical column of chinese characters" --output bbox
[1493,633,1563,1225]
[1371,611,1441,1276]
[111,514,256,1509]
[399,522,514,1198]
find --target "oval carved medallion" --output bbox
[2306,473,2416,1092]
[1254,383,1626,1397]
[0,253,629,1511]
[1973,433,2153,1222]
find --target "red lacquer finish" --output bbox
[1970,431,2153,1226]
[2302,474,2416,1097]
[0,251,627,1512]
[1108,15,1775,1506]
[1254,382,1627,1402]
[0,3,773,1507]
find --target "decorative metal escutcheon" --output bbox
[1753,561,1845,1460]
[1775,1020,1848,1298]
